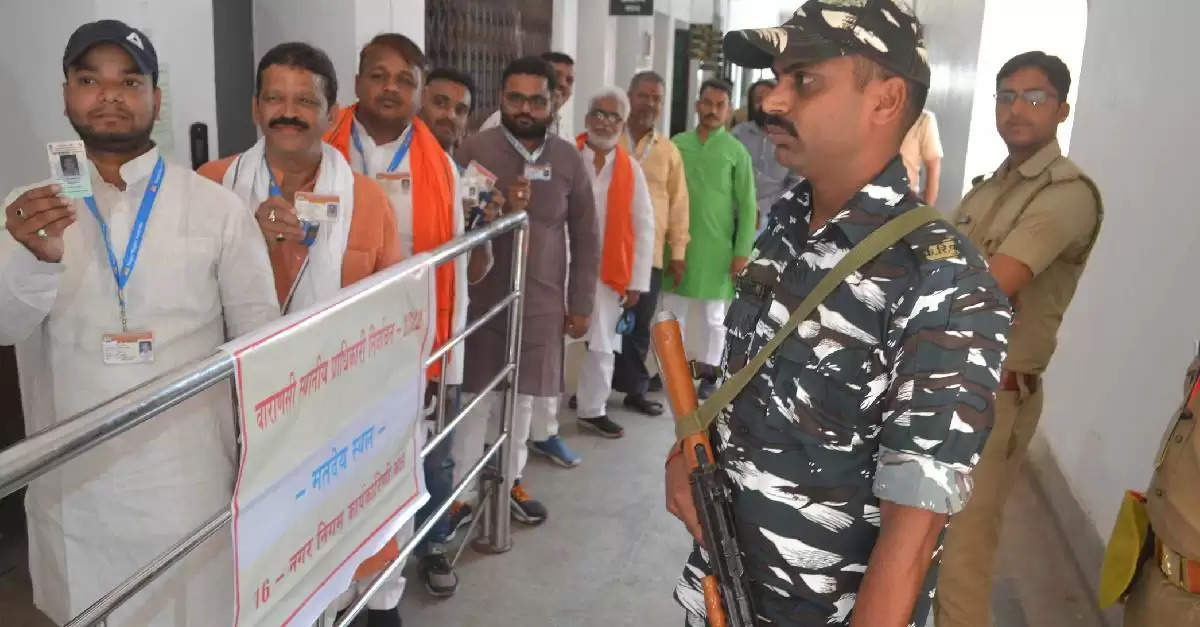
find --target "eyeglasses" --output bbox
[503,92,551,111]
[587,109,623,124]
[995,88,1059,108]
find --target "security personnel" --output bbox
[935,51,1104,626]
[1124,353,1200,625]
[665,3,1011,625]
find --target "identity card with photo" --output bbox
[47,140,94,198]
[294,192,340,223]
[102,331,155,365]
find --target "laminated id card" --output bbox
[294,192,340,223]
[524,164,552,181]
[47,140,94,199]
[103,332,155,365]
[377,172,413,195]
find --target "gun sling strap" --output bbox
[674,205,943,443]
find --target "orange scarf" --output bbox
[326,106,456,381]
[577,133,635,296]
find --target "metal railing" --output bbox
[0,211,530,626]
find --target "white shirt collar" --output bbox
[108,145,163,188]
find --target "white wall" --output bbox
[1040,0,1200,543]
[0,0,218,195]
[960,0,1087,195]
[552,0,579,137]
[572,2,618,134]
[254,0,358,104]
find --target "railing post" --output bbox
[484,218,527,553]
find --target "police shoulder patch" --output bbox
[925,238,960,261]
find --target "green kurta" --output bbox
[665,127,757,300]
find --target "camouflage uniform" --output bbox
[675,159,1011,626]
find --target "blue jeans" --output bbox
[414,388,458,555]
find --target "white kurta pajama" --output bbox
[0,148,279,626]
[553,143,654,427]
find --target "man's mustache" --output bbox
[763,114,798,138]
[269,117,310,131]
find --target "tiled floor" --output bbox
[0,374,1108,627]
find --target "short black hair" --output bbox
[852,56,927,131]
[359,33,426,74]
[747,79,777,103]
[426,67,477,112]
[997,51,1071,99]
[502,56,558,92]
[699,78,733,100]
[257,42,338,106]
[540,51,575,67]
[629,70,665,92]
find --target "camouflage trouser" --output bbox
[934,380,1044,627]
[1124,559,1200,625]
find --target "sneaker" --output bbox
[420,549,459,597]
[530,436,582,468]
[578,415,625,439]
[648,374,663,392]
[510,480,548,525]
[568,394,578,410]
[697,380,716,400]
[366,608,402,627]
[444,501,473,542]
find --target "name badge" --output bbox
[294,192,340,222]
[377,172,413,195]
[103,331,155,365]
[525,164,552,181]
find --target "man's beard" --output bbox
[501,111,550,140]
[70,118,154,155]
[750,106,769,127]
[586,132,618,151]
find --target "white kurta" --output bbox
[349,119,471,385]
[0,148,279,625]
[577,143,655,355]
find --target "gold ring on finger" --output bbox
[275,233,285,243]
[14,208,24,218]
[269,209,277,223]
[36,228,48,240]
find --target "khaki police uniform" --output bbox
[1125,355,1200,624]
[935,139,1103,627]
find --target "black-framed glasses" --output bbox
[995,88,1059,108]
[503,91,551,111]
[587,109,623,124]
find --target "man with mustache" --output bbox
[566,87,654,440]
[197,42,405,625]
[0,20,278,625]
[667,2,1012,625]
[451,56,600,518]
[419,68,476,153]
[662,78,757,400]
[936,51,1102,627]
[610,70,690,415]
[480,52,576,139]
[733,79,802,234]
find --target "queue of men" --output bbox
[10,3,1196,627]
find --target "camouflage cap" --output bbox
[723,0,930,86]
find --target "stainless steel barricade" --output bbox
[0,211,530,626]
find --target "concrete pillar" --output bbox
[552,0,579,137]
[614,15,654,91]
[573,1,617,134]
[652,12,677,136]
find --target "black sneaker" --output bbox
[366,608,402,627]
[648,374,663,392]
[578,415,624,439]
[510,480,547,525]
[697,380,716,400]
[420,549,458,597]
[568,394,578,410]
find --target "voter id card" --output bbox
[377,172,412,195]
[47,140,93,199]
[524,164,552,181]
[103,332,155,365]
[294,192,340,223]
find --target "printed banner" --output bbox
[224,256,435,627]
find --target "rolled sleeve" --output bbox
[873,255,1011,514]
[995,182,1098,276]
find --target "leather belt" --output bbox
[1156,537,1200,595]
[1000,371,1039,393]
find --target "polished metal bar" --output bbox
[334,430,509,627]
[422,364,513,458]
[66,509,231,626]
[424,292,518,366]
[435,353,449,433]
[0,353,234,500]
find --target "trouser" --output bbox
[1124,556,1200,625]
[414,391,458,555]
[452,391,557,483]
[576,348,616,420]
[659,292,728,367]
[613,268,662,396]
[935,377,1045,627]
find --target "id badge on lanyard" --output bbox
[504,129,552,182]
[266,161,320,246]
[86,156,165,364]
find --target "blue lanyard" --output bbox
[84,156,165,332]
[351,123,413,176]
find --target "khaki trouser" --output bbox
[1124,558,1200,625]
[935,379,1044,627]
